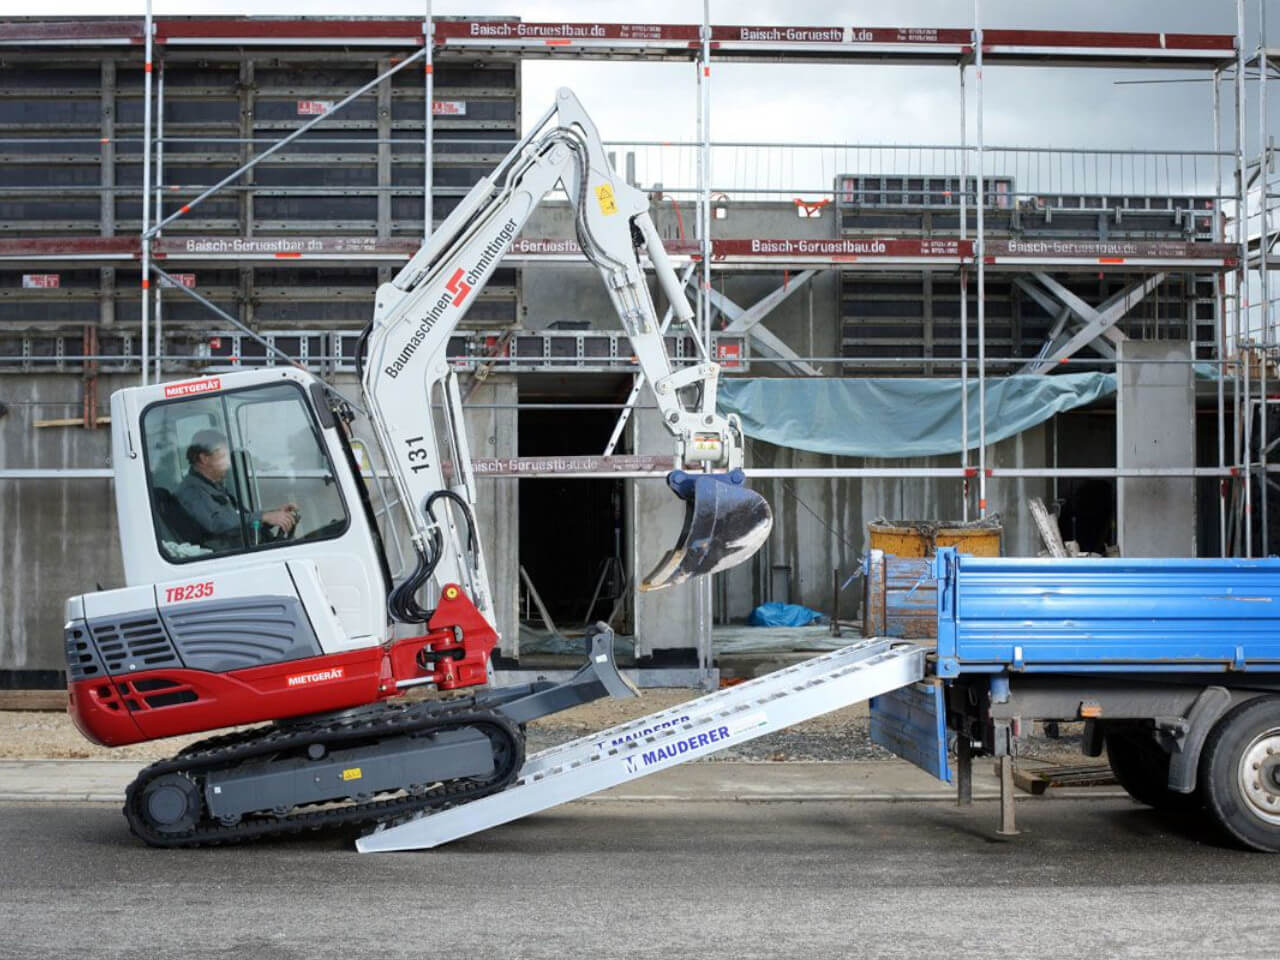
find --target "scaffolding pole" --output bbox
[1216,67,1229,556]
[959,61,970,522]
[696,0,714,689]
[697,6,713,354]
[152,60,164,383]
[975,0,987,517]
[1239,0,1252,556]
[1260,0,1271,555]
[424,0,433,244]
[140,0,153,386]
[0,465,1243,482]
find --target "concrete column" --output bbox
[376,57,392,241]
[630,405,696,660]
[238,60,255,236]
[467,375,519,657]
[99,59,116,328]
[922,271,934,375]
[1117,340,1196,556]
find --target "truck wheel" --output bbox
[1200,696,1280,853]
[1104,728,1200,813]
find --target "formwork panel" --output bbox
[0,29,521,354]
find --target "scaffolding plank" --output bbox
[0,235,1239,272]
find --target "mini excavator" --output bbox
[62,89,773,846]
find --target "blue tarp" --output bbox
[717,373,1116,459]
[746,602,826,627]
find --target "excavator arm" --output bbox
[358,88,772,625]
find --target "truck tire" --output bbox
[1200,696,1280,853]
[1104,728,1200,813]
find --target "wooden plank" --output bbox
[1028,496,1068,557]
[34,416,110,429]
[0,690,67,711]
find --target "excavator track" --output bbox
[123,698,523,848]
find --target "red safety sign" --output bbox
[296,100,334,116]
[716,341,743,369]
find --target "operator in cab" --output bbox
[177,429,299,549]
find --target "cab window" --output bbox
[140,381,349,563]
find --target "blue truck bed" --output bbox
[933,548,1280,676]
[869,548,1280,850]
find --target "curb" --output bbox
[0,793,125,803]
[0,790,1132,805]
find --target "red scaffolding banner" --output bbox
[434,21,1234,53]
[0,19,1234,55]
[712,238,973,260]
[986,239,1238,262]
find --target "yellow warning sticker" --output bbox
[342,767,363,782]
[595,183,618,216]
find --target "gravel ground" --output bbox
[0,689,1086,765]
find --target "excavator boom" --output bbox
[359,87,771,603]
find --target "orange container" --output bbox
[867,519,1001,558]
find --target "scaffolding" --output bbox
[0,6,1270,560]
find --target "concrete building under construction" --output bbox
[0,14,1265,687]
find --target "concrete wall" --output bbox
[0,375,124,674]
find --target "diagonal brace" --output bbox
[698,276,821,376]
[1025,272,1166,374]
[1015,276,1122,371]
[721,270,816,334]
[1030,272,1136,346]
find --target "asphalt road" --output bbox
[0,798,1271,960]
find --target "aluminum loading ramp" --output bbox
[357,637,926,852]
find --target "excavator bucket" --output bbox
[641,469,773,591]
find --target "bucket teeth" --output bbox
[640,469,773,592]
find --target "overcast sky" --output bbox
[26,1,1274,193]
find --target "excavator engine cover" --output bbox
[641,469,773,591]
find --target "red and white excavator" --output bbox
[62,88,773,845]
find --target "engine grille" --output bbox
[64,622,106,681]
[85,614,183,676]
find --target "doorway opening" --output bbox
[518,379,631,634]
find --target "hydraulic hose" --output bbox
[387,489,480,624]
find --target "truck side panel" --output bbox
[935,550,1280,674]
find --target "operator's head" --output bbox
[187,429,230,484]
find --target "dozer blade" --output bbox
[640,469,773,592]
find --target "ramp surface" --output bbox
[358,637,925,852]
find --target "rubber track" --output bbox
[123,699,524,848]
